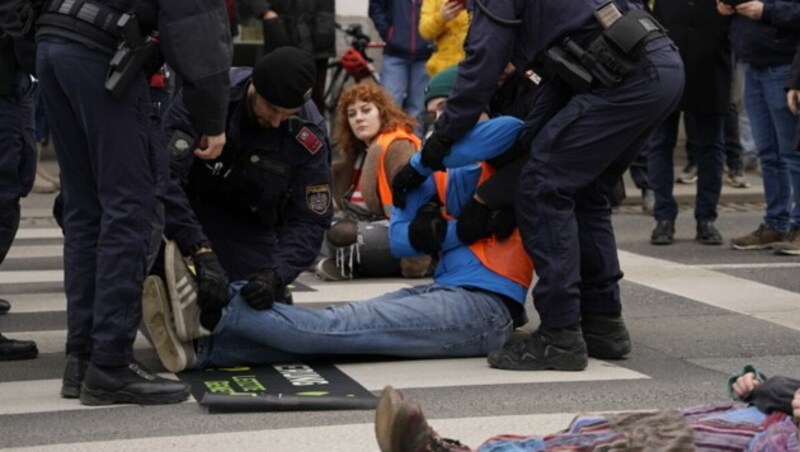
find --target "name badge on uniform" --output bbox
[296,127,323,155]
[306,184,331,215]
[168,130,195,159]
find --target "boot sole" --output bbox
[374,386,404,452]
[61,383,81,398]
[731,243,779,250]
[487,354,588,371]
[79,386,191,406]
[0,349,38,361]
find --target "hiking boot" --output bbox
[487,326,588,371]
[0,334,38,361]
[650,220,675,245]
[164,240,210,341]
[730,224,786,250]
[61,353,89,398]
[390,401,471,452]
[142,275,195,373]
[314,256,349,281]
[375,386,405,452]
[696,221,723,245]
[676,163,697,184]
[79,361,191,406]
[774,227,800,256]
[725,170,751,189]
[582,314,631,359]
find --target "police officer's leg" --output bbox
[38,39,187,404]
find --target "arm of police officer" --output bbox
[751,0,800,28]
[389,177,460,257]
[158,0,231,160]
[393,117,523,207]
[0,0,36,75]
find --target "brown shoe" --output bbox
[375,386,405,452]
[730,224,786,250]
[774,227,800,256]
[390,400,471,452]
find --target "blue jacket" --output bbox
[729,0,800,67]
[369,0,432,61]
[390,116,528,304]
[163,67,332,283]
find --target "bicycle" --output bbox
[322,23,383,125]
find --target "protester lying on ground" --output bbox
[374,365,800,451]
[141,116,530,373]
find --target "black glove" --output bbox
[457,198,517,244]
[408,199,447,255]
[241,269,282,310]
[193,252,230,310]
[420,132,454,171]
[391,163,428,209]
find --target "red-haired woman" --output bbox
[315,82,433,280]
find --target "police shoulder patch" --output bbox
[305,184,331,215]
[295,126,324,155]
[168,130,195,159]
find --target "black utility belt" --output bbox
[544,8,666,93]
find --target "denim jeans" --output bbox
[379,55,429,128]
[648,110,725,222]
[744,63,800,230]
[193,283,514,368]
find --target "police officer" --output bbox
[0,0,39,362]
[393,0,685,370]
[35,0,232,404]
[161,47,332,333]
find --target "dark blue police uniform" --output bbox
[428,0,685,368]
[0,1,36,266]
[163,67,332,286]
[34,0,231,403]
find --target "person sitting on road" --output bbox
[142,114,529,373]
[314,82,433,281]
[374,365,800,451]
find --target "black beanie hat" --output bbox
[252,47,317,108]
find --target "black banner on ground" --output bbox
[178,362,377,413]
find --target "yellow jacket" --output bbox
[418,0,469,76]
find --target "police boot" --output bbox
[0,298,10,315]
[61,353,89,398]
[487,325,588,371]
[582,314,631,360]
[0,334,39,361]
[79,361,191,406]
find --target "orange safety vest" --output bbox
[434,164,535,288]
[376,127,422,212]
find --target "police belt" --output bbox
[543,9,666,94]
[37,0,127,51]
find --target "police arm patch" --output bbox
[296,126,323,155]
[305,184,331,215]
[168,130,195,159]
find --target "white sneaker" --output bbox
[164,240,210,342]
[141,275,194,373]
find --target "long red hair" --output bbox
[333,82,417,162]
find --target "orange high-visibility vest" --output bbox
[433,164,535,287]
[376,127,422,213]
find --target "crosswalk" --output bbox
[3,214,800,450]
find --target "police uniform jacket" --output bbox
[163,67,333,283]
[649,0,731,114]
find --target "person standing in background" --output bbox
[419,0,469,76]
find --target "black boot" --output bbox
[79,361,191,406]
[61,354,89,398]
[0,298,10,315]
[582,314,631,359]
[487,326,588,371]
[0,334,38,361]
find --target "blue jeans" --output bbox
[648,110,725,222]
[380,55,428,127]
[744,63,800,230]
[194,283,514,368]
